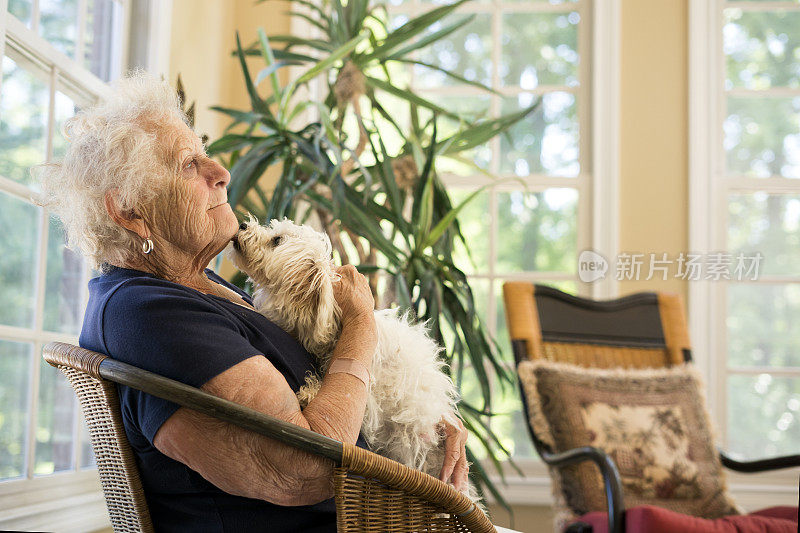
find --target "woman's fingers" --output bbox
[453,441,468,491]
[331,265,374,321]
[439,427,460,483]
[438,417,468,486]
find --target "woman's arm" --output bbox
[153,265,377,506]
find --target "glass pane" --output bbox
[500,91,579,177]
[39,0,79,58]
[79,414,95,468]
[458,368,490,461]
[0,191,41,328]
[727,374,800,458]
[34,358,75,475]
[85,0,118,81]
[501,12,579,88]
[426,94,491,175]
[0,339,32,481]
[728,193,799,276]
[44,215,86,335]
[725,96,800,178]
[727,284,800,367]
[493,383,536,458]
[469,277,490,327]
[8,0,33,25]
[724,10,800,90]
[52,91,78,160]
[415,14,492,90]
[496,188,579,273]
[450,188,490,274]
[0,56,50,187]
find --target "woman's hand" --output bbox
[437,415,469,491]
[332,264,375,327]
[331,264,377,367]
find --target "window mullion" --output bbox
[0,0,8,96]
[26,205,49,478]
[46,67,56,161]
[76,0,88,67]
[31,0,41,33]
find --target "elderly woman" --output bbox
[36,73,469,532]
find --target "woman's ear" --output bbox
[104,189,147,237]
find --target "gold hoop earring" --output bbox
[142,238,153,254]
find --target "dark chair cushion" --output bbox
[573,505,797,533]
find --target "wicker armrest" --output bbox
[719,449,800,473]
[43,341,494,533]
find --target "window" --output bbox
[0,0,124,506]
[381,0,595,463]
[690,0,800,463]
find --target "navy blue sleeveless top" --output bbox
[79,264,360,532]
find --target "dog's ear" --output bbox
[292,259,340,354]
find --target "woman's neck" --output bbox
[109,257,213,292]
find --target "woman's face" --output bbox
[144,120,238,264]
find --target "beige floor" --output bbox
[487,504,554,533]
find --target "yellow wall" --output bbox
[169,0,292,141]
[167,1,690,531]
[618,0,689,303]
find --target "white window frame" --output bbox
[0,1,170,529]
[689,0,800,511]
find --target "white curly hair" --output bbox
[33,70,192,272]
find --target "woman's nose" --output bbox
[205,160,231,189]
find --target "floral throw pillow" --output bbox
[517,360,741,523]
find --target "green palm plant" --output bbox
[206,0,540,512]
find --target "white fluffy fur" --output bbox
[226,216,482,508]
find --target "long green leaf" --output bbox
[367,0,469,60]
[209,106,271,127]
[365,76,460,120]
[383,15,474,61]
[235,32,267,114]
[295,31,367,86]
[440,101,540,155]
[207,134,274,155]
[391,58,498,94]
[420,183,493,250]
[257,29,283,100]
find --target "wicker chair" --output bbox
[42,341,495,533]
[501,282,800,533]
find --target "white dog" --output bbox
[226,215,482,507]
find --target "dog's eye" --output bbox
[271,236,282,247]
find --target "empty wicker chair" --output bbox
[502,282,800,533]
[43,341,494,533]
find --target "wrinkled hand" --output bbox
[331,264,375,327]
[437,416,469,491]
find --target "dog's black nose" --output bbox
[239,222,248,230]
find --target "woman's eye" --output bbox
[184,158,196,171]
